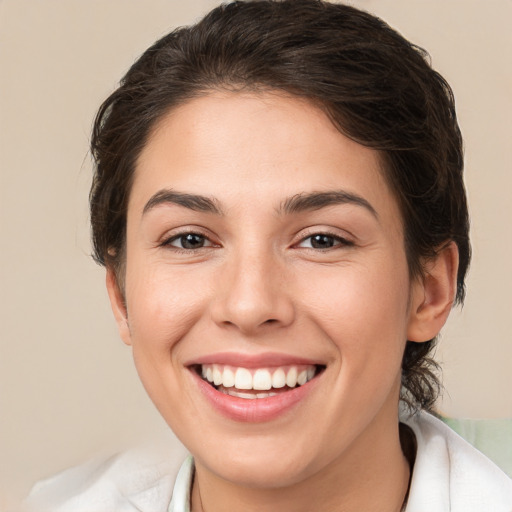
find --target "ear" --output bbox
[106,268,132,346]
[407,242,459,342]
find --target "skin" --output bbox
[107,91,458,512]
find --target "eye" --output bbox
[165,232,214,250]
[297,233,351,250]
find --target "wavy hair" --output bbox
[90,0,470,410]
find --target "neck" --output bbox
[191,406,411,512]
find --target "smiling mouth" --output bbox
[193,363,325,399]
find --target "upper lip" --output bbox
[185,351,323,368]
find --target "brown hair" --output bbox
[90,0,470,410]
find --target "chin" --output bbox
[179,422,333,490]
[198,449,320,489]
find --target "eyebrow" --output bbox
[279,190,378,218]
[142,188,377,219]
[142,189,223,216]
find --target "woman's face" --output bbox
[109,92,426,488]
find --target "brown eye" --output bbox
[167,233,212,250]
[310,234,336,249]
[297,233,352,250]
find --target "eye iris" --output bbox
[181,233,205,249]
[311,234,335,249]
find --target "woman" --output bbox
[26,0,512,510]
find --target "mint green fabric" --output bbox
[442,417,512,477]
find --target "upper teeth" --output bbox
[201,364,316,390]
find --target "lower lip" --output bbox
[191,370,319,423]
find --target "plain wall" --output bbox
[1,0,511,507]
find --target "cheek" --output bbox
[122,263,212,417]
[306,258,411,366]
[124,261,211,357]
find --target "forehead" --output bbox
[130,91,400,224]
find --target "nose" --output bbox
[210,249,295,335]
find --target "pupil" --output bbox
[311,234,334,249]
[182,233,204,249]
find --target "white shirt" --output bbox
[403,412,512,511]
[24,412,512,512]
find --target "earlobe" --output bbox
[106,269,132,346]
[407,242,459,342]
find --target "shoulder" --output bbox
[23,443,188,512]
[402,410,512,512]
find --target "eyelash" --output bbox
[160,230,353,252]
[295,231,354,250]
[160,231,216,252]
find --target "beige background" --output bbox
[1,0,511,507]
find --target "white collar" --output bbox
[168,455,194,512]
[167,412,512,512]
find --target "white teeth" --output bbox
[229,390,258,399]
[213,365,223,386]
[226,389,279,399]
[272,368,286,388]
[235,368,253,390]
[286,367,298,387]
[253,369,272,390]
[222,367,235,388]
[200,363,318,393]
[297,369,307,386]
[256,392,277,398]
